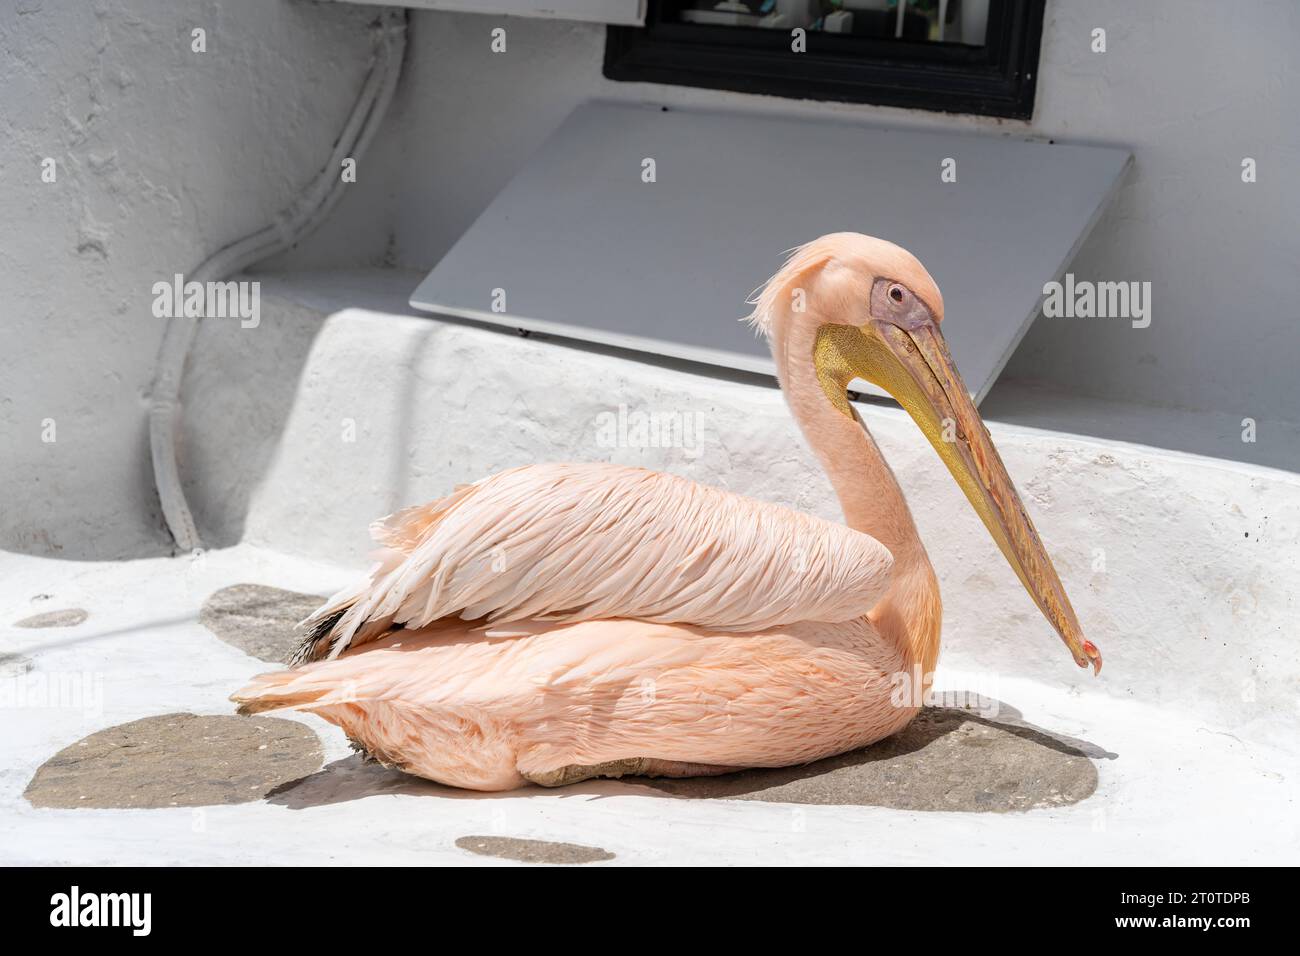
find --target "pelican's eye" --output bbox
[888,284,906,304]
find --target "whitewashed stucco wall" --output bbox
[6,0,1298,560]
[1,0,381,558]
[278,0,1300,427]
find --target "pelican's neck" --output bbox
[776,328,942,678]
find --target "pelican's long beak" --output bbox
[824,297,1101,675]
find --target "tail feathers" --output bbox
[231,671,319,715]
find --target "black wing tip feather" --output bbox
[289,606,350,666]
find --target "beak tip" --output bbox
[1082,639,1103,676]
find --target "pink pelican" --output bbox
[233,233,1101,791]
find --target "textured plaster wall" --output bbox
[281,0,1300,428]
[1,0,380,559]
[6,0,1296,561]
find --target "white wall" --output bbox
[282,0,1300,426]
[6,1,1297,560]
[1,0,381,558]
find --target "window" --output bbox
[604,0,1046,119]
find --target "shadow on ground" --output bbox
[180,583,1116,812]
[639,702,1109,810]
[267,701,1111,813]
[21,701,1110,814]
[192,582,1107,816]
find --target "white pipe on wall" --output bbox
[147,10,409,553]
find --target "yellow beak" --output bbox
[816,312,1102,675]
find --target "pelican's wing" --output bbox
[298,462,893,661]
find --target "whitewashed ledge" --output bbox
[181,270,1300,740]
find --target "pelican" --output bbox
[232,233,1101,791]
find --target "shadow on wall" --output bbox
[986,375,1300,476]
[174,273,450,551]
[179,269,572,552]
[174,270,783,554]
[995,154,1300,474]
[174,281,332,550]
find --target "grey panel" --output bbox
[411,101,1131,403]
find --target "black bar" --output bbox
[0,866,1287,942]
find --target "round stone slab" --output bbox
[0,653,34,677]
[24,713,323,809]
[14,608,88,628]
[200,584,324,663]
[644,706,1099,812]
[455,835,615,865]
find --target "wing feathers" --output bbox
[305,463,893,659]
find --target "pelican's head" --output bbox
[748,233,1101,675]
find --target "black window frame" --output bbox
[604,0,1046,120]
